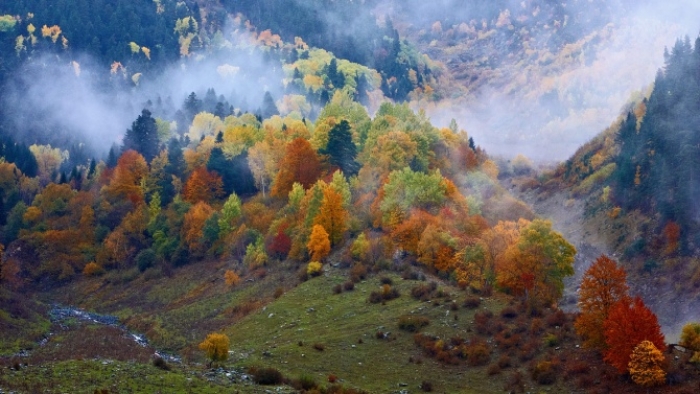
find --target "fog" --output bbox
[0,27,284,156]
[5,1,699,163]
[389,0,700,161]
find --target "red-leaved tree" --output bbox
[603,296,665,373]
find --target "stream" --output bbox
[15,305,181,363]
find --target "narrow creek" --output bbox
[15,305,181,363]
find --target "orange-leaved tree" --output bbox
[104,150,148,205]
[182,201,215,254]
[271,137,322,197]
[313,187,347,247]
[628,340,666,387]
[183,167,224,204]
[307,224,330,261]
[603,296,665,373]
[575,255,630,350]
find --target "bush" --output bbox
[464,338,491,366]
[379,276,393,285]
[273,287,284,299]
[83,262,104,276]
[333,284,342,294]
[294,374,318,391]
[543,333,559,347]
[474,310,494,335]
[249,367,284,385]
[420,380,433,392]
[343,281,355,291]
[500,306,518,319]
[136,248,157,272]
[462,296,481,309]
[313,343,325,351]
[487,363,501,375]
[546,309,567,327]
[497,354,512,368]
[411,282,437,301]
[369,284,400,304]
[398,315,431,332]
[152,355,170,371]
[350,263,367,282]
[532,360,557,385]
[307,261,323,277]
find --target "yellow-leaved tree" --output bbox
[628,340,666,388]
[198,332,230,367]
[679,322,700,364]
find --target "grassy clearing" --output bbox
[0,359,266,393]
[224,270,517,393]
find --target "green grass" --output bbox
[26,262,591,393]
[0,359,266,393]
[224,272,511,393]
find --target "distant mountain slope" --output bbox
[532,37,700,335]
[382,0,700,159]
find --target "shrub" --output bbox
[343,281,355,291]
[462,296,481,309]
[497,354,512,368]
[313,343,325,351]
[500,306,518,319]
[379,276,393,285]
[294,374,318,391]
[543,333,559,347]
[368,291,383,304]
[401,269,421,281]
[350,263,367,282]
[369,284,400,303]
[83,262,104,276]
[224,270,241,286]
[333,284,342,294]
[532,360,557,385]
[273,287,284,299]
[474,310,494,335]
[136,248,157,272]
[328,374,338,383]
[398,315,431,332]
[546,309,567,327]
[307,261,323,277]
[517,340,539,362]
[504,371,524,393]
[487,363,501,375]
[152,355,170,371]
[411,282,437,301]
[495,329,522,351]
[250,366,284,385]
[565,360,590,377]
[420,380,433,392]
[530,318,545,334]
[464,338,491,366]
